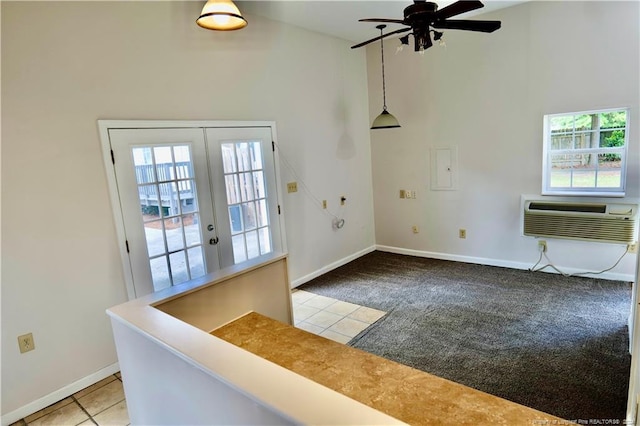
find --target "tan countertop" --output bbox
[212,312,568,425]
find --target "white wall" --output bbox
[1,1,374,418]
[370,1,639,278]
[5,0,638,420]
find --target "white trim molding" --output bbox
[290,246,376,288]
[376,245,635,282]
[1,363,120,426]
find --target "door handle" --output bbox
[209,237,219,245]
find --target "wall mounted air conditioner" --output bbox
[523,200,639,244]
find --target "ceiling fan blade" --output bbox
[359,18,406,24]
[434,0,484,20]
[351,27,411,49]
[432,19,501,33]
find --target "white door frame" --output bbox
[98,120,288,300]
[627,249,640,424]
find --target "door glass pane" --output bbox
[169,251,189,286]
[232,234,247,263]
[250,143,263,169]
[188,247,205,278]
[221,144,237,173]
[256,199,268,227]
[173,145,191,163]
[133,147,156,183]
[154,146,173,181]
[150,256,171,291]
[242,202,257,230]
[259,227,271,255]
[158,182,179,217]
[221,139,273,265]
[246,230,259,259]
[139,185,161,217]
[184,213,201,246]
[253,171,265,198]
[236,143,251,171]
[133,143,209,290]
[181,180,198,213]
[144,221,165,257]
[229,205,242,234]
[166,217,185,252]
[224,175,240,205]
[239,172,254,202]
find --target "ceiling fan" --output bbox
[351,0,501,52]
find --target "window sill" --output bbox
[542,190,626,198]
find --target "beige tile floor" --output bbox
[292,289,387,344]
[11,373,128,426]
[12,291,384,426]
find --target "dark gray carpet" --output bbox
[299,251,631,422]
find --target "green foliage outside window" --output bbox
[544,108,628,194]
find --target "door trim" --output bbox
[98,120,288,300]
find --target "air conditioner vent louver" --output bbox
[528,202,606,214]
[523,201,638,244]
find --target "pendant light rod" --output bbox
[371,24,400,130]
[378,25,389,111]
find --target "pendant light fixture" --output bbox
[371,24,400,130]
[196,0,247,31]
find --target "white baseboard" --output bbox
[291,245,376,288]
[376,245,635,282]
[1,363,120,426]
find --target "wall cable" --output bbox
[272,141,344,224]
[529,246,630,277]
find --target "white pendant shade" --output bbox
[196,0,247,31]
[371,110,401,129]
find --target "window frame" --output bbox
[542,107,630,197]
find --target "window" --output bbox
[542,108,629,196]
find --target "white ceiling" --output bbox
[237,1,527,45]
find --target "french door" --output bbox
[104,123,282,298]
[205,128,282,268]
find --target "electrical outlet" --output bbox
[340,196,346,205]
[412,225,419,234]
[322,200,327,209]
[459,229,466,239]
[629,243,638,254]
[287,182,297,193]
[399,189,406,199]
[18,333,35,354]
[538,240,547,253]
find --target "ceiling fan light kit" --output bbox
[352,0,501,53]
[355,1,501,130]
[196,0,247,31]
[371,24,401,130]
